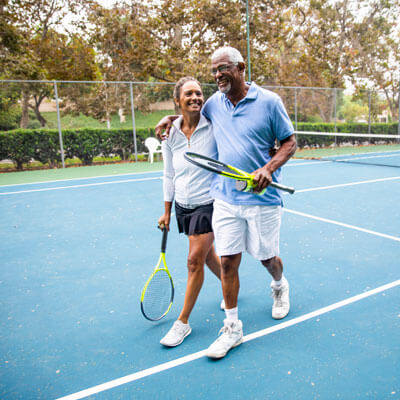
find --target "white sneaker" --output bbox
[206,319,243,359]
[160,320,191,347]
[220,299,225,310]
[271,277,290,319]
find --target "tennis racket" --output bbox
[140,227,174,321]
[184,152,295,194]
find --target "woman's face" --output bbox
[176,81,204,115]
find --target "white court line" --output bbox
[293,176,400,193]
[0,176,162,195]
[56,280,400,400]
[285,160,331,167]
[0,169,162,188]
[284,208,400,242]
[2,173,399,197]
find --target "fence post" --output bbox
[368,90,371,134]
[333,88,337,132]
[294,87,298,131]
[398,81,400,136]
[53,81,65,168]
[129,82,138,162]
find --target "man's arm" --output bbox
[155,115,179,140]
[251,134,297,192]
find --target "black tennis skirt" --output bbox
[175,202,214,236]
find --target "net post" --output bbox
[129,82,138,162]
[53,81,65,168]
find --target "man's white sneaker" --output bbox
[160,320,191,347]
[206,319,243,359]
[271,278,290,319]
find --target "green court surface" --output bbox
[0,161,163,186]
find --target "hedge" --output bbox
[0,127,154,170]
[0,123,398,170]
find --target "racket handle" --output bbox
[161,228,168,253]
[236,180,295,194]
[235,180,266,195]
[269,182,295,194]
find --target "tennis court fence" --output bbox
[1,80,399,168]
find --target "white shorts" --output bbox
[212,199,282,260]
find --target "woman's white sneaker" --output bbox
[160,320,191,347]
[206,319,243,359]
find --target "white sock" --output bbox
[272,274,285,289]
[225,307,238,322]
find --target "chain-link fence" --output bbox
[1,80,399,169]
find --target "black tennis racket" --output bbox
[140,228,174,321]
[184,152,295,194]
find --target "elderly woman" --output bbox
[158,77,223,347]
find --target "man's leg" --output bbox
[221,253,241,309]
[262,256,290,320]
[207,200,245,359]
[261,255,283,281]
[206,252,244,359]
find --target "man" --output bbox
[156,46,296,359]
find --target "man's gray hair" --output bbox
[211,47,244,63]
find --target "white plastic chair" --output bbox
[144,137,162,163]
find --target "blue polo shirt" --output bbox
[202,82,294,206]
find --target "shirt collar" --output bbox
[222,81,258,105]
[172,114,209,131]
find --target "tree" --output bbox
[2,0,97,127]
[350,0,400,119]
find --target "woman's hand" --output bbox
[158,213,171,231]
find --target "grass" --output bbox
[42,110,175,130]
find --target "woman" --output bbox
[158,77,223,347]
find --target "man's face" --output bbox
[211,54,242,95]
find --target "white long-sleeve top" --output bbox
[162,114,217,207]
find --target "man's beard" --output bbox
[217,80,231,94]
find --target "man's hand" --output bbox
[251,134,297,193]
[155,115,179,140]
[251,166,273,193]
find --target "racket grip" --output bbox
[161,228,168,253]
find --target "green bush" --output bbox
[0,107,21,131]
[1,122,395,171]
[0,127,156,169]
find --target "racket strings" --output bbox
[142,270,173,320]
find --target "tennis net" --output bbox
[294,131,400,168]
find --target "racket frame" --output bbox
[184,152,295,194]
[140,229,174,321]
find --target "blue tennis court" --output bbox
[1,158,399,399]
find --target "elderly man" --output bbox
[156,46,296,359]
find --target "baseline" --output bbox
[0,169,162,188]
[0,176,162,196]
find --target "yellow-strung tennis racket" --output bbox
[140,228,174,321]
[184,152,295,194]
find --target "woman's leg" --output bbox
[178,232,215,323]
